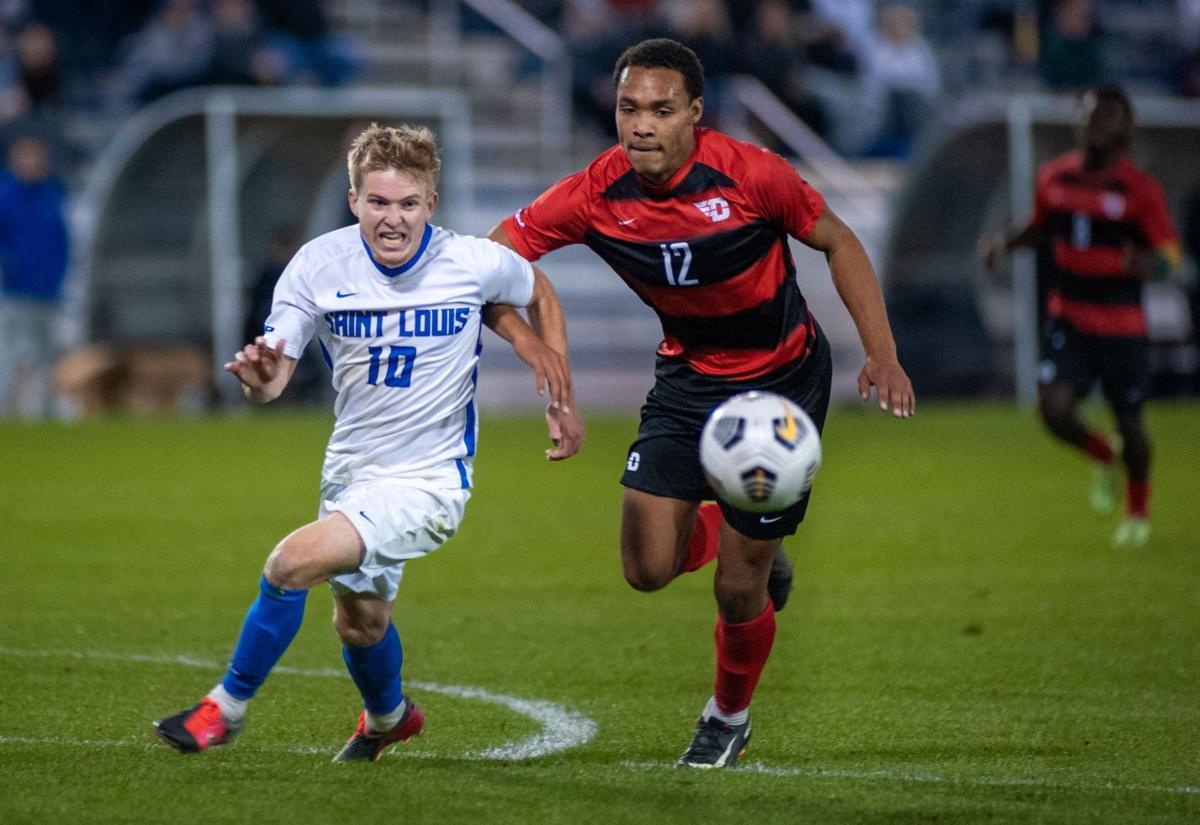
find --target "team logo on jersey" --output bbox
[1101,193,1126,219]
[693,197,731,223]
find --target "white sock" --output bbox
[207,684,247,722]
[703,695,748,727]
[366,698,407,733]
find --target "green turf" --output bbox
[1,403,1197,824]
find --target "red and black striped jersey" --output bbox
[1031,150,1178,337]
[501,127,826,379]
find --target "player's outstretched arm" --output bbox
[804,206,915,418]
[484,223,585,459]
[223,336,297,404]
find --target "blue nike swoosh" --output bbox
[359,510,375,525]
[336,290,358,298]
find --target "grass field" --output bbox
[1,403,1198,824]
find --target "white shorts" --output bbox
[320,477,470,602]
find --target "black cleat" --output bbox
[152,697,243,754]
[767,545,793,612]
[332,701,425,762]
[677,715,752,768]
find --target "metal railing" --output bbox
[723,74,887,230]
[429,0,572,179]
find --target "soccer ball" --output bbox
[699,391,821,512]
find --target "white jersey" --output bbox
[263,223,534,489]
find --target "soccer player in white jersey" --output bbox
[152,123,584,762]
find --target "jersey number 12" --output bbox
[660,242,697,286]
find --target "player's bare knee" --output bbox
[621,557,673,592]
[335,623,386,648]
[333,612,388,647]
[715,587,765,623]
[263,542,311,590]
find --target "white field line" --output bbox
[4,646,1196,796]
[622,761,1200,797]
[0,645,594,761]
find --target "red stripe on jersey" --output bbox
[631,244,789,316]
[660,316,813,378]
[1051,239,1127,277]
[1041,180,1126,217]
[1047,291,1146,337]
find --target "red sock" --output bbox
[1127,481,1150,519]
[1081,432,1115,464]
[713,604,776,715]
[682,502,722,573]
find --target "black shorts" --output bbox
[620,321,833,540]
[1039,319,1149,411]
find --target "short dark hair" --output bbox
[1089,84,1134,122]
[612,38,704,101]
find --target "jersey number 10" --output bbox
[367,345,416,387]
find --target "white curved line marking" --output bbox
[0,646,594,760]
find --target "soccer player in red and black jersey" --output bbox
[983,85,1180,550]
[484,38,914,767]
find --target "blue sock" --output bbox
[342,623,404,715]
[222,575,308,700]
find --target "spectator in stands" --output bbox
[737,0,830,137]
[864,2,941,157]
[0,26,25,124]
[795,0,877,152]
[0,134,69,419]
[120,0,214,104]
[608,0,663,27]
[254,0,358,86]
[15,23,60,113]
[664,0,735,125]
[1039,0,1106,90]
[28,0,154,77]
[0,22,62,127]
[807,0,874,71]
[563,0,655,133]
[209,0,285,87]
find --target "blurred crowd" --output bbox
[0,0,359,179]
[531,0,1200,158]
[551,0,943,157]
[0,0,1190,181]
[0,0,358,419]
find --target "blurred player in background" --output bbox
[153,123,582,761]
[487,38,914,768]
[982,85,1180,549]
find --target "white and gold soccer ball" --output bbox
[699,391,821,512]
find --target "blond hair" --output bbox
[346,123,441,193]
